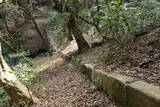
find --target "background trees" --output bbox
[0,0,160,106]
[51,0,90,52]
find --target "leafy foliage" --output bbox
[47,12,70,49]
[48,12,70,28]
[0,3,30,65]
[0,88,11,107]
[1,0,160,106]
[65,0,81,13]
[12,63,37,84]
[0,3,24,30]
[95,0,160,61]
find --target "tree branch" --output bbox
[77,15,95,26]
[77,15,101,33]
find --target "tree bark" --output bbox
[68,15,89,52]
[52,0,63,13]
[0,42,39,106]
[67,26,73,41]
[52,0,90,52]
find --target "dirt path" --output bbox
[31,61,119,107]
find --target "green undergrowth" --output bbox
[0,88,12,107]
[0,56,55,106]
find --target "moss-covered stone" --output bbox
[84,64,95,80]
[102,73,132,107]
[91,70,104,89]
[71,58,160,107]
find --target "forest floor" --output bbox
[29,28,160,107]
[77,28,160,86]
[30,61,119,107]
[30,41,119,107]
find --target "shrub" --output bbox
[96,0,160,61]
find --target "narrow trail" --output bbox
[30,41,120,107]
[31,61,119,107]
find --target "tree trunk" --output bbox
[52,0,89,52]
[84,0,88,9]
[52,0,63,13]
[0,42,39,106]
[67,26,73,41]
[68,15,89,52]
[83,0,93,9]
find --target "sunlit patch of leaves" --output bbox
[12,63,37,85]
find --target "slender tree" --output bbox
[52,0,90,52]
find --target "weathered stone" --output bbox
[75,63,93,80]
[84,63,95,80]
[22,18,50,56]
[127,81,160,107]
[72,60,160,107]
[102,73,132,107]
[85,63,95,70]
[91,70,104,89]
